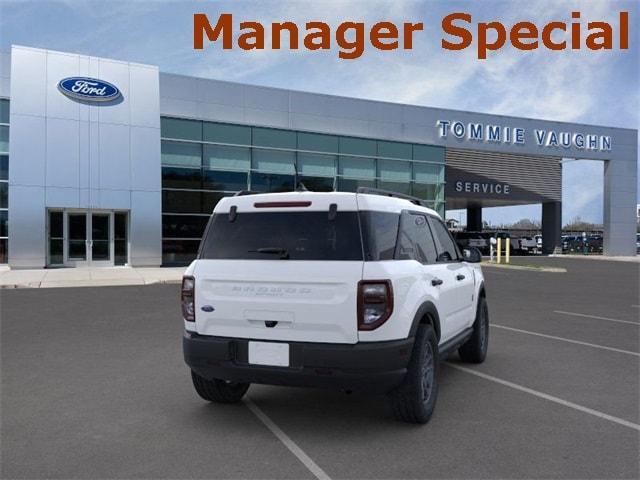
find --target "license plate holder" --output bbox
[248,341,290,367]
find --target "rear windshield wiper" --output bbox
[248,247,290,259]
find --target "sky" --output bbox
[0,0,638,226]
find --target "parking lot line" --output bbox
[447,364,640,432]
[245,397,331,480]
[554,310,640,326]
[491,324,640,357]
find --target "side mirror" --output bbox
[462,247,482,263]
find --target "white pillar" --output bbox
[603,148,637,256]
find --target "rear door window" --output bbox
[199,211,363,261]
[427,216,460,262]
[359,211,400,261]
[395,211,437,264]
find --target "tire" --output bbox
[191,370,250,403]
[387,324,439,424]
[458,296,489,364]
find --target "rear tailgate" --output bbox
[193,192,363,344]
[194,260,361,343]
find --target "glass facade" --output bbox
[0,99,8,264]
[160,116,445,265]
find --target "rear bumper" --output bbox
[183,331,414,393]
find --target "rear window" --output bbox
[199,211,363,261]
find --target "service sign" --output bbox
[57,77,121,102]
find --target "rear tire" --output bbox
[458,296,489,363]
[191,371,250,403]
[387,324,439,424]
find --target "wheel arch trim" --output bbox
[408,301,442,342]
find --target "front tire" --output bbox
[387,324,439,424]
[191,371,250,403]
[458,296,489,363]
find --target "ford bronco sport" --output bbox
[182,189,489,423]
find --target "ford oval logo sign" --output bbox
[57,77,121,102]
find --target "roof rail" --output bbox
[356,187,430,208]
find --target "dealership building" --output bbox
[0,45,636,268]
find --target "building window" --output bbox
[203,122,251,145]
[339,136,377,157]
[252,127,296,149]
[202,192,233,213]
[0,182,7,209]
[162,166,201,189]
[0,99,8,264]
[0,126,8,154]
[0,155,7,180]
[378,141,412,160]
[202,170,248,191]
[161,117,202,141]
[337,178,376,192]
[161,141,201,167]
[114,212,128,266]
[162,239,201,265]
[252,149,296,174]
[159,116,446,266]
[378,160,412,194]
[162,215,209,239]
[298,132,339,153]
[0,209,7,264]
[0,99,8,124]
[297,153,337,177]
[251,172,295,193]
[203,144,250,171]
[338,156,376,180]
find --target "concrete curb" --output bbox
[549,254,639,263]
[0,267,186,289]
[0,278,183,289]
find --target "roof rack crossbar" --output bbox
[356,187,429,208]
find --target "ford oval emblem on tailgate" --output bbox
[201,305,215,312]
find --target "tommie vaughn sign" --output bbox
[57,77,121,102]
[436,119,612,152]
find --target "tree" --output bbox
[563,216,601,231]
[510,218,541,230]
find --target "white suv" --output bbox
[182,189,489,423]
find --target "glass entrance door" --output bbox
[47,210,129,267]
[67,212,88,265]
[90,213,112,265]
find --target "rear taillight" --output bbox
[181,276,195,322]
[357,280,393,330]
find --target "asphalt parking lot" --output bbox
[2,257,639,479]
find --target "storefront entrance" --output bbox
[47,210,129,267]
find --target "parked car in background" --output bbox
[519,237,537,254]
[562,235,579,253]
[587,235,603,253]
[452,231,488,253]
[563,234,603,254]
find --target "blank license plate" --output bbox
[248,341,289,367]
